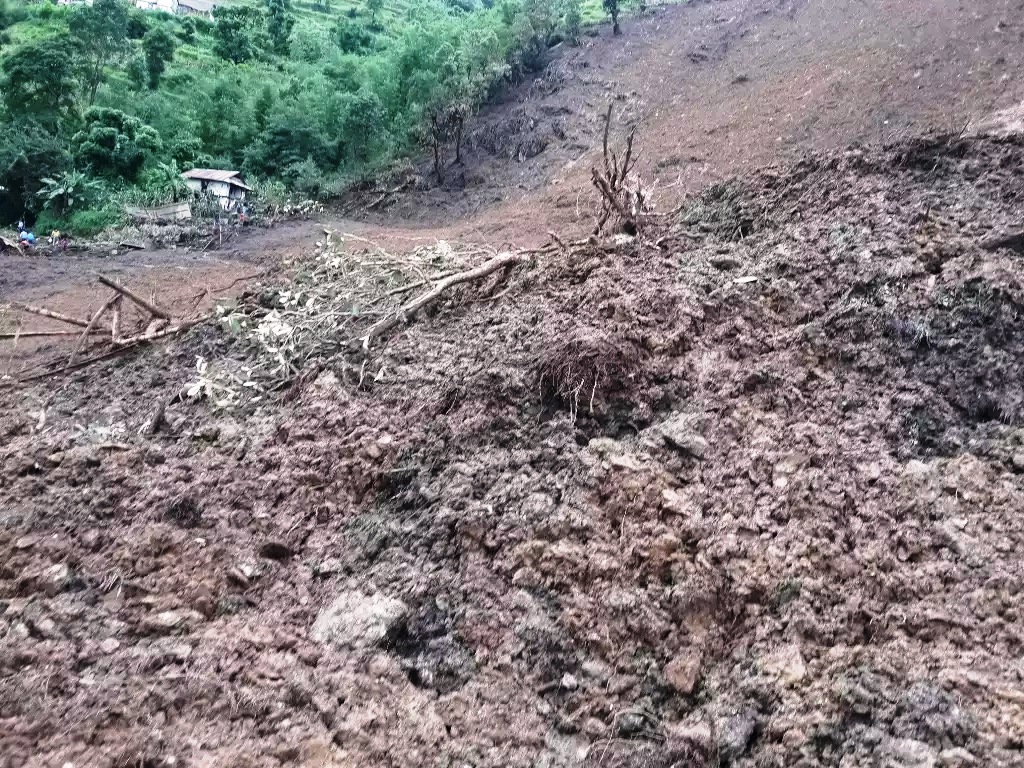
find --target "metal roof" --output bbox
[181,168,252,191]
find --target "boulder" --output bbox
[311,590,409,650]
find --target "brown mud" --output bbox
[3,132,1024,767]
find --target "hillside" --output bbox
[2,0,1024,767]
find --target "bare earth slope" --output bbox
[3,1,1024,768]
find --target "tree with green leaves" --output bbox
[0,122,68,222]
[335,16,372,53]
[266,0,294,55]
[0,34,79,127]
[71,107,162,181]
[212,6,263,64]
[36,170,103,216]
[177,17,196,44]
[602,0,620,35]
[366,0,383,30]
[69,0,131,105]
[143,27,177,89]
[561,0,582,43]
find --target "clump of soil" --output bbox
[2,132,1024,768]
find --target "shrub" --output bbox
[67,206,124,236]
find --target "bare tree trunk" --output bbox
[612,11,621,35]
[433,137,444,183]
[454,118,464,165]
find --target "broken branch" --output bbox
[96,274,172,320]
[8,302,91,329]
[358,251,531,349]
[69,292,120,366]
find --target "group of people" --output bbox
[14,220,69,252]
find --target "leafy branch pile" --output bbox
[189,233,505,405]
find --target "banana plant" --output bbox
[36,171,102,215]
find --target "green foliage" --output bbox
[143,26,177,88]
[177,16,196,44]
[127,8,150,39]
[70,0,132,104]
[0,0,642,226]
[71,107,163,181]
[213,5,264,64]
[335,16,372,53]
[561,0,582,42]
[36,170,103,215]
[66,206,124,236]
[138,159,189,204]
[243,110,335,176]
[0,121,69,221]
[366,0,383,28]
[1,34,79,126]
[266,0,295,56]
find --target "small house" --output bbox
[181,169,251,211]
[134,0,177,12]
[176,0,217,17]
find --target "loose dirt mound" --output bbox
[3,131,1023,767]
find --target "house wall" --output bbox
[184,178,247,210]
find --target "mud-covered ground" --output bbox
[2,131,1023,767]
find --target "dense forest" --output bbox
[0,0,630,234]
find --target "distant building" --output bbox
[133,0,217,16]
[176,0,217,17]
[134,0,176,11]
[181,169,251,210]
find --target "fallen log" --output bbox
[9,302,91,329]
[0,329,105,339]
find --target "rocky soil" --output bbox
[2,130,1024,768]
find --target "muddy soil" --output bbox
[354,0,1024,232]
[3,131,1023,767]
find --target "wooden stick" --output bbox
[96,274,171,319]
[0,330,105,339]
[8,302,91,329]
[111,296,122,342]
[359,251,530,349]
[69,292,120,366]
[113,314,211,346]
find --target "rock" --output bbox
[718,710,758,763]
[664,651,702,695]
[313,558,344,578]
[311,591,409,650]
[581,659,612,682]
[657,415,708,459]
[710,255,742,270]
[881,737,938,768]
[761,643,807,685]
[142,609,203,635]
[607,674,639,695]
[560,673,579,691]
[41,563,75,596]
[938,747,977,766]
[99,638,121,654]
[14,535,39,550]
[1012,453,1024,472]
[259,540,292,560]
[615,712,647,737]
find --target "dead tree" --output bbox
[429,102,471,183]
[591,104,649,236]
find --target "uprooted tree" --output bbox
[591,104,651,235]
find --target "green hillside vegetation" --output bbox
[0,0,636,234]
